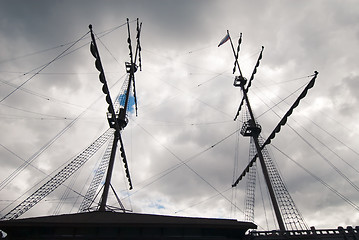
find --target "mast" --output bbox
[223,31,318,230]
[123,18,136,114]
[226,32,286,230]
[89,19,142,212]
[99,131,120,211]
[234,78,286,231]
[0,22,143,218]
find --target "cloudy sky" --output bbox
[1,0,359,231]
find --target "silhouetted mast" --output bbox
[89,19,142,212]
[221,30,318,231]
[229,38,285,230]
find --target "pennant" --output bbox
[218,33,230,47]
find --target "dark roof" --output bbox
[0,212,256,239]
[0,211,256,229]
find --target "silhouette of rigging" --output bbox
[219,31,318,231]
[0,18,142,220]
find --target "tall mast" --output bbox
[0,21,143,219]
[233,75,286,231]
[224,31,318,230]
[89,19,142,212]
[226,32,286,230]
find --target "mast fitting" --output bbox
[234,75,247,87]
[125,62,138,73]
[241,120,262,137]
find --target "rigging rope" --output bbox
[136,123,233,204]
[253,74,317,90]
[78,134,114,212]
[0,149,89,216]
[174,185,266,230]
[0,112,84,191]
[96,33,122,67]
[121,119,239,202]
[253,78,359,190]
[231,120,241,217]
[1,102,74,119]
[230,73,359,226]
[1,128,114,220]
[0,31,90,103]
[0,44,70,65]
[0,22,128,65]
[253,73,359,163]
[0,72,126,193]
[0,23,128,112]
[197,70,228,87]
[195,48,262,87]
[139,119,234,127]
[53,168,82,215]
[244,137,257,222]
[137,68,235,120]
[257,165,270,230]
[0,144,88,216]
[289,124,359,193]
[294,113,359,173]
[256,76,316,119]
[0,73,126,123]
[0,22,130,216]
[174,187,243,214]
[232,72,318,187]
[271,144,359,212]
[247,75,359,219]
[0,78,90,111]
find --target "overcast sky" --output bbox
[1,0,359,231]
